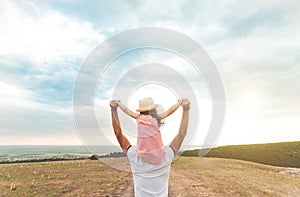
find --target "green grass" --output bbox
[182,141,300,168]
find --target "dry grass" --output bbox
[1,157,300,196]
[0,160,130,196]
[170,157,300,197]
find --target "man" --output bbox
[110,99,190,197]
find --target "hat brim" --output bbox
[136,104,158,112]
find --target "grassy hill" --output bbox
[182,141,300,168]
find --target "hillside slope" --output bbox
[182,141,300,168]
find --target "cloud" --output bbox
[0,80,74,138]
[0,1,107,145]
[0,1,105,62]
[0,80,38,109]
[0,0,299,145]
[0,133,81,145]
[0,1,109,106]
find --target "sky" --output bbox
[0,0,299,146]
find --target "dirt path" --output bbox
[118,174,134,197]
[115,169,211,197]
[114,170,214,196]
[116,175,179,197]
[117,174,181,197]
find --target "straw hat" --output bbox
[136,98,158,112]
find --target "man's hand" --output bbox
[170,98,190,154]
[110,100,118,109]
[110,100,131,151]
[181,98,190,111]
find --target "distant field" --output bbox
[182,141,300,168]
[0,145,122,163]
[1,158,300,196]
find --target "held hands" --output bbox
[111,98,190,111]
[178,98,183,104]
[110,100,119,109]
[181,98,190,111]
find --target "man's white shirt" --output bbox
[127,146,175,197]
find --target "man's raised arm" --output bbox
[110,100,131,152]
[170,98,190,154]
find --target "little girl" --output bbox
[117,98,182,164]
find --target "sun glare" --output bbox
[243,92,261,110]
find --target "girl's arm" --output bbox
[159,99,182,119]
[117,101,139,119]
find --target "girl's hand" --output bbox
[181,98,190,111]
[178,99,183,104]
[110,100,119,109]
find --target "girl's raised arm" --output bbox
[117,101,139,119]
[159,99,182,119]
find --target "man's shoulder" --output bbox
[126,146,135,157]
[127,146,174,166]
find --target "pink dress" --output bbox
[136,115,166,164]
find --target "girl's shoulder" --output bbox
[137,115,157,124]
[137,114,153,120]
